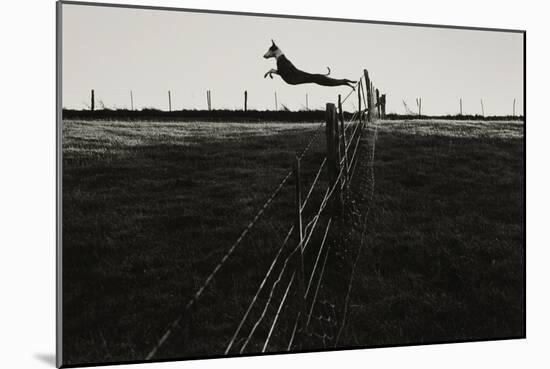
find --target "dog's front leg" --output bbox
[264,69,278,79]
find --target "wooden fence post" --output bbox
[130,90,134,111]
[376,89,381,118]
[244,90,248,112]
[306,93,309,111]
[274,92,278,111]
[326,103,342,214]
[364,70,372,122]
[338,94,349,181]
[480,99,484,116]
[168,90,172,112]
[513,98,516,116]
[91,89,95,111]
[370,80,376,117]
[381,94,386,118]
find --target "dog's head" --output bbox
[263,40,282,59]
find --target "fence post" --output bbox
[460,98,463,116]
[168,90,172,112]
[274,92,278,111]
[364,70,372,122]
[244,90,248,112]
[325,103,343,214]
[338,95,349,181]
[381,94,386,118]
[370,80,376,118]
[91,89,95,111]
[376,89,381,118]
[130,90,134,111]
[334,103,342,186]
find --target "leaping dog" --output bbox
[263,40,356,88]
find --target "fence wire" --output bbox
[146,70,383,359]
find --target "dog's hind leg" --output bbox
[345,79,357,89]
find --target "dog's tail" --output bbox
[323,67,331,76]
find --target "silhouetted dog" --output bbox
[263,40,356,88]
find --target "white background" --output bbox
[0,0,547,368]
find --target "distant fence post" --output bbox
[381,94,386,118]
[244,90,248,112]
[274,92,278,111]
[306,93,309,111]
[364,70,372,122]
[293,156,306,317]
[168,90,172,112]
[130,90,134,111]
[376,89,381,118]
[460,98,463,116]
[370,80,376,117]
[325,103,343,214]
[91,89,95,111]
[338,95,349,181]
[207,90,212,111]
[513,98,516,116]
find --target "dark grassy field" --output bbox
[339,119,525,347]
[62,118,524,365]
[62,120,331,365]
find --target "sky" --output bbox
[62,3,524,115]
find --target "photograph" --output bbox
[58,1,525,367]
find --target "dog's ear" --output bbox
[271,39,276,46]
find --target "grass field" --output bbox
[62,118,524,365]
[339,119,524,346]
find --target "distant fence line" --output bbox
[84,83,387,115]
[145,68,385,360]
[85,84,520,117]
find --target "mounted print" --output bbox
[56,1,526,367]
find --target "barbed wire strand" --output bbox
[224,225,294,354]
[301,158,327,212]
[306,244,332,327]
[305,218,332,298]
[286,311,301,351]
[261,271,297,352]
[239,242,301,353]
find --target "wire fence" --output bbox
[146,68,384,359]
